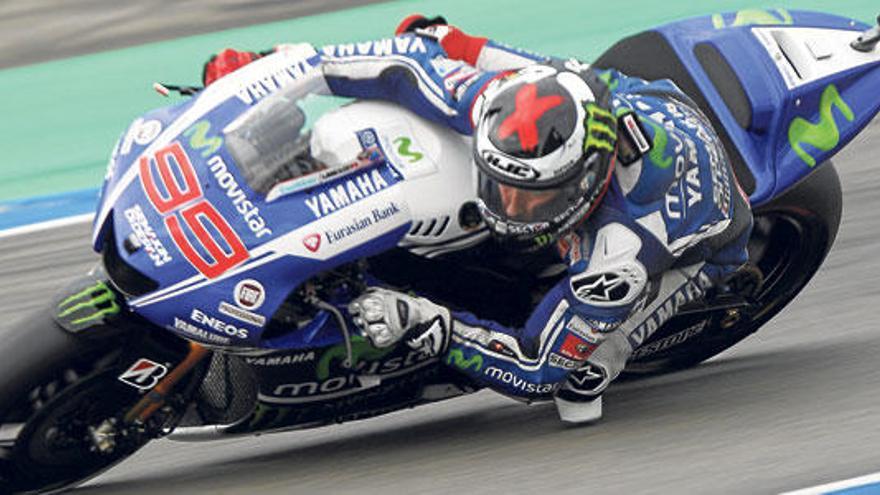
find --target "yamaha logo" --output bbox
[481,150,540,181]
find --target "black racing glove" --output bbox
[395,14,449,35]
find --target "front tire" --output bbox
[2,368,151,494]
[0,304,204,494]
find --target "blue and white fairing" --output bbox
[91,45,482,351]
[652,10,880,205]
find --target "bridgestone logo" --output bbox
[118,359,168,390]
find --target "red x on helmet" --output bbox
[473,64,617,251]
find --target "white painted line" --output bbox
[781,471,880,495]
[0,213,94,240]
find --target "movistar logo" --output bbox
[788,84,854,167]
[712,8,792,29]
[446,348,483,372]
[598,70,619,92]
[393,137,424,163]
[184,120,223,158]
[57,281,120,326]
[584,103,616,153]
[643,118,673,169]
[316,336,394,380]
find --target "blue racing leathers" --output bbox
[315,28,753,401]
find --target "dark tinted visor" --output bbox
[478,169,594,225]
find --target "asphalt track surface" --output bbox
[4,3,880,495]
[0,0,388,69]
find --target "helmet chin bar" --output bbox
[475,144,618,253]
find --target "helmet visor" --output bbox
[478,167,596,225]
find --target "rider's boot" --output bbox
[554,362,609,424]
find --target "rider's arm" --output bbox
[201,38,502,134]
[202,19,549,134]
[441,280,613,400]
[417,26,547,72]
[316,34,506,135]
[317,17,565,133]
[395,15,548,71]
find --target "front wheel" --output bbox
[2,368,153,494]
[623,162,842,375]
[0,295,205,493]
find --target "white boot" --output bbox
[555,394,602,424]
[554,361,609,424]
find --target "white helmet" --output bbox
[473,64,617,251]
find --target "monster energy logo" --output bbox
[788,84,854,167]
[534,233,554,248]
[184,120,223,157]
[583,103,616,153]
[393,136,423,163]
[446,348,483,372]
[57,281,120,326]
[712,8,792,29]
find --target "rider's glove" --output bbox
[348,288,451,356]
[202,48,262,86]
[395,14,449,35]
[394,15,488,66]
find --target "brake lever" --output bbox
[153,82,203,97]
[851,15,880,53]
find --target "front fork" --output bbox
[123,342,210,424]
[53,271,211,444]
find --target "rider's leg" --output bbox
[557,218,753,423]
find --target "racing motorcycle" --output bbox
[2,9,879,493]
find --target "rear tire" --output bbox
[623,162,842,376]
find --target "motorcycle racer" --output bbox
[202,15,753,423]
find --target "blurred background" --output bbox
[1,1,880,493]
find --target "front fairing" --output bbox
[92,47,411,350]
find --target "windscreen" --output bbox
[224,74,381,200]
[225,94,317,194]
